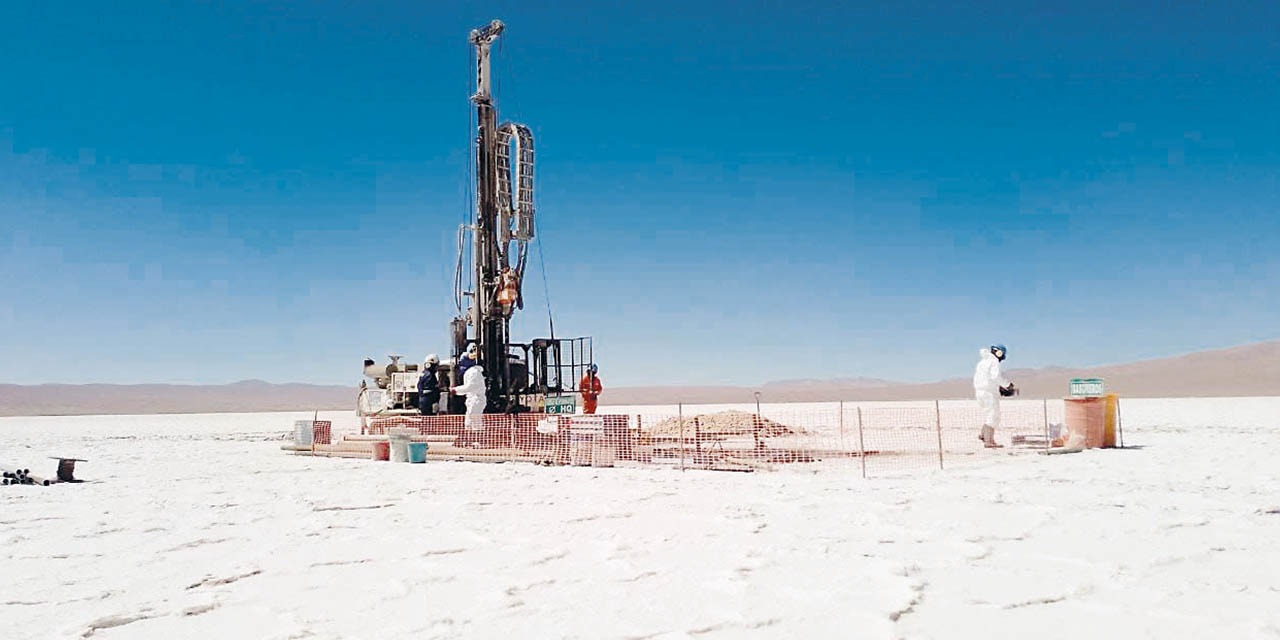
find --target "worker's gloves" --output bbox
[999,383,1018,397]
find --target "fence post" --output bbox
[1116,397,1125,448]
[509,413,517,463]
[678,402,685,472]
[694,415,702,465]
[1042,398,1050,452]
[752,392,762,454]
[857,406,866,479]
[838,400,845,454]
[935,400,944,470]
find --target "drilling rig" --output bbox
[358,20,594,423]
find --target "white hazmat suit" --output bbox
[973,348,1010,433]
[452,364,487,430]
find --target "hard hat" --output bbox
[589,364,598,374]
[425,354,440,366]
[466,343,478,355]
[990,344,1007,361]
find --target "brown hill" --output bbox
[1,340,1276,415]
[602,340,1280,405]
[0,380,354,417]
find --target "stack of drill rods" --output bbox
[1,467,51,486]
[3,469,32,486]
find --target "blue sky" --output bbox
[2,1,1278,387]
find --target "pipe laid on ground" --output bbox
[291,450,377,459]
[1,466,52,486]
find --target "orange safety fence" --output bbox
[333,399,1071,475]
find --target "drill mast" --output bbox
[356,20,594,423]
[463,19,536,412]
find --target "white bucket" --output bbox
[294,420,314,447]
[388,428,414,463]
[591,441,616,468]
[569,433,594,466]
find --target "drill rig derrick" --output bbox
[357,20,592,424]
[465,19,525,413]
[459,20,583,414]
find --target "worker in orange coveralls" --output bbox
[579,364,602,414]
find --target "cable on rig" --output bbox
[536,232,555,341]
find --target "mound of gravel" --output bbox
[648,410,804,437]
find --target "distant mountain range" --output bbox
[2,340,1277,416]
[761,377,903,389]
[0,380,355,417]
[605,340,1280,404]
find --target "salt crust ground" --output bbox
[2,398,1278,639]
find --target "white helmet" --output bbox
[466,343,478,356]
[424,354,440,367]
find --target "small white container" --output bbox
[591,441,616,468]
[387,428,414,463]
[294,420,314,447]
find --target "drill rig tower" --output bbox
[358,20,592,422]
[462,19,534,413]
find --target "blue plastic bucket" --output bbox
[407,442,428,463]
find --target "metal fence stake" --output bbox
[857,406,866,479]
[839,400,846,453]
[1042,398,1050,453]
[678,402,685,472]
[752,392,762,454]
[935,400,944,470]
[510,413,516,463]
[694,416,702,465]
[1117,397,1125,448]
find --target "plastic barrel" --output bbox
[1103,394,1119,448]
[407,442,428,463]
[1064,397,1106,449]
[312,420,332,445]
[294,420,314,447]
[372,441,390,461]
[388,429,412,463]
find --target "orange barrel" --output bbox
[1103,394,1119,448]
[1064,397,1106,449]
[372,441,390,461]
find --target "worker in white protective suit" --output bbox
[451,364,487,430]
[973,344,1015,448]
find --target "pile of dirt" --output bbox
[648,410,805,437]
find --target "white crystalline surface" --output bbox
[2,398,1278,639]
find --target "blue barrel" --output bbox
[407,442,428,463]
